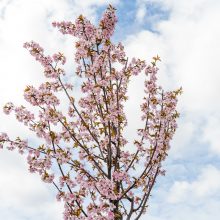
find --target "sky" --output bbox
[0,0,220,219]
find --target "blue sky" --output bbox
[0,0,220,219]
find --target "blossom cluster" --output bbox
[0,5,181,220]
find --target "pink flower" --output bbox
[3,102,14,114]
[1,5,182,220]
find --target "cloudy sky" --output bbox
[0,0,220,219]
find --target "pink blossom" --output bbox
[1,5,182,220]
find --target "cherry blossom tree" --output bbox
[0,5,182,220]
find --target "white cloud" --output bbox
[136,3,147,23]
[167,165,220,203]
[72,0,119,7]
[143,165,220,220]
[202,114,220,154]
[169,119,196,158]
[0,150,63,220]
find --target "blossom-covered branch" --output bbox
[0,5,182,220]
